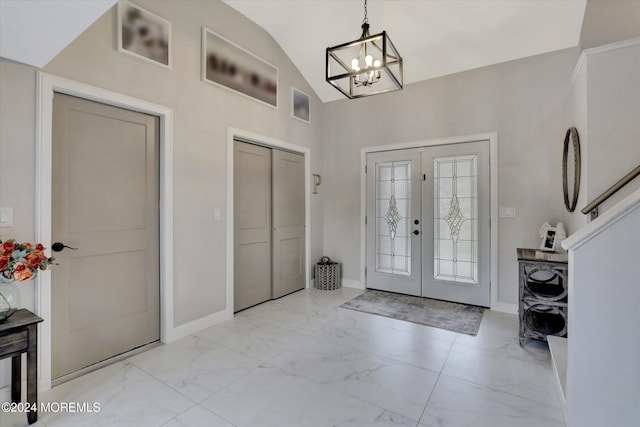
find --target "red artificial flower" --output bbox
[0,255,9,271]
[35,243,45,251]
[1,240,15,255]
[12,262,33,281]
[25,252,42,268]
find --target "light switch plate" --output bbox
[499,206,516,218]
[0,207,13,227]
[213,208,222,220]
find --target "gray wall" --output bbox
[586,41,640,209]
[0,0,325,326]
[562,58,589,235]
[562,40,640,232]
[562,40,640,427]
[322,47,580,305]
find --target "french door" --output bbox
[366,149,422,296]
[365,141,491,307]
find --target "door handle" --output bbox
[413,230,420,235]
[51,242,78,252]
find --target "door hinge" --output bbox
[365,267,367,277]
[365,216,367,225]
[365,165,368,173]
[422,173,426,181]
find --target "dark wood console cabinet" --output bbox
[517,248,568,347]
[0,309,43,424]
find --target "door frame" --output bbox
[226,128,311,313]
[36,72,174,391]
[360,133,503,311]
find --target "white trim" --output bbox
[341,279,365,290]
[582,36,640,57]
[568,37,640,90]
[36,72,174,391]
[226,127,312,314]
[490,302,518,315]
[562,187,640,251]
[359,132,502,311]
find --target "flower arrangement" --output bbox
[0,239,56,283]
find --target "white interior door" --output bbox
[234,141,306,311]
[51,93,160,379]
[422,141,491,307]
[234,141,272,312]
[365,149,422,296]
[272,149,305,298]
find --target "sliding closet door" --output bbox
[234,141,272,311]
[272,150,306,298]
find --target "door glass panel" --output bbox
[433,155,478,284]
[376,161,411,276]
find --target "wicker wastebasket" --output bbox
[314,257,341,290]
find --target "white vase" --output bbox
[555,222,567,252]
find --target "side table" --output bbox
[517,248,568,347]
[0,309,44,424]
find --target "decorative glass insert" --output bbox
[375,161,411,276]
[384,195,401,239]
[434,154,478,284]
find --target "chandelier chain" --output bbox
[363,0,368,24]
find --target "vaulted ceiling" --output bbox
[0,0,587,103]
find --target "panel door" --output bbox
[234,141,272,312]
[51,93,160,379]
[365,149,422,296]
[422,140,491,307]
[272,149,305,298]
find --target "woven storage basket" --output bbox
[314,258,341,290]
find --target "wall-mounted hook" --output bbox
[312,174,322,194]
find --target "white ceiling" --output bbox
[0,0,117,68]
[0,0,118,67]
[223,0,587,103]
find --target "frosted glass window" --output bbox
[375,161,411,276]
[434,155,478,284]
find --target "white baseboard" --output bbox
[490,301,518,314]
[164,308,233,342]
[342,279,365,290]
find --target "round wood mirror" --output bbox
[563,127,581,212]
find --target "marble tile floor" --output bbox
[1,287,564,427]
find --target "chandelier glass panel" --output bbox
[326,0,403,99]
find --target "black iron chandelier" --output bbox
[326,0,403,99]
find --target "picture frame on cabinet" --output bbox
[540,227,557,251]
[117,1,171,68]
[202,27,278,108]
